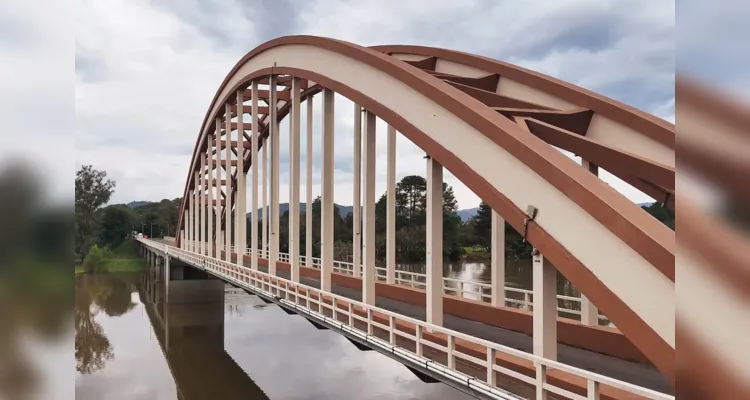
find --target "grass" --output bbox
[106,258,146,272]
[461,245,490,261]
[76,239,146,275]
[112,239,138,258]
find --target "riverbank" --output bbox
[75,240,146,275]
[460,246,490,262]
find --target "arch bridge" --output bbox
[138,35,675,400]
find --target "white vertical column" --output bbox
[491,211,506,307]
[199,153,205,254]
[184,200,188,250]
[185,190,195,251]
[236,91,247,261]
[224,104,233,262]
[250,81,260,270]
[261,131,268,259]
[426,156,443,327]
[215,118,223,254]
[386,124,396,285]
[580,159,599,326]
[194,172,198,251]
[533,250,557,360]
[362,110,376,305]
[352,103,362,278]
[320,88,334,292]
[305,94,313,266]
[289,77,302,282]
[180,230,185,250]
[207,135,213,257]
[269,75,279,275]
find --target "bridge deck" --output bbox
[247,261,669,394]
[155,240,670,395]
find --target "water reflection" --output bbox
[74,274,139,374]
[75,268,473,399]
[0,267,71,400]
[399,258,581,296]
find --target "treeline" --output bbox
[258,176,675,263]
[458,202,534,258]
[457,200,675,259]
[251,175,464,262]
[80,163,675,264]
[75,165,181,260]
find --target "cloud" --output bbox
[70,0,674,208]
[0,1,74,203]
[678,0,750,99]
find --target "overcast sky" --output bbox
[63,0,677,209]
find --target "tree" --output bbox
[471,201,532,258]
[372,175,462,262]
[82,244,113,274]
[130,198,180,237]
[75,277,114,374]
[441,184,463,259]
[75,165,115,256]
[642,203,675,230]
[472,202,492,249]
[97,205,135,248]
[156,199,178,236]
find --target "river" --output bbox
[72,258,591,399]
[400,258,579,295]
[74,270,476,399]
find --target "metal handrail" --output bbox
[139,238,672,400]
[185,241,608,322]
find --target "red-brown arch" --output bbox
[371,44,675,149]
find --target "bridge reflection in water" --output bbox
[139,265,271,400]
[134,266,473,399]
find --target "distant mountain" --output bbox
[247,203,351,219]
[126,201,149,208]
[457,207,479,221]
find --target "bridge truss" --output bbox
[166,36,675,400]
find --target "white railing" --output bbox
[140,238,672,400]
[182,241,607,323]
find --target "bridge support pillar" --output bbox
[165,258,224,304]
[532,249,557,361]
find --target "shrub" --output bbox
[83,245,114,273]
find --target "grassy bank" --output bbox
[76,239,146,275]
[461,246,490,262]
[105,258,146,272]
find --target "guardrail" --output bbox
[144,238,671,400]
[181,240,607,323]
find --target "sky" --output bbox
[7,0,683,209]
